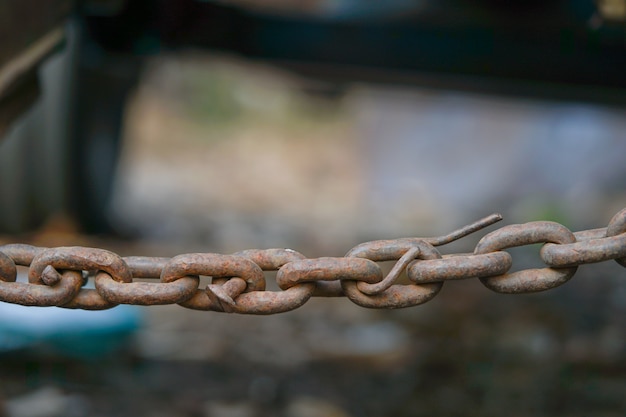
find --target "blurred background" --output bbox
[0,1,625,416]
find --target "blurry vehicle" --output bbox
[1,0,625,234]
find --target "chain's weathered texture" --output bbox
[0,208,625,314]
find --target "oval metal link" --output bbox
[28,247,133,308]
[162,253,266,290]
[98,256,190,308]
[0,245,86,307]
[276,257,381,299]
[0,251,17,283]
[276,257,382,290]
[540,235,626,267]
[180,278,315,315]
[541,208,626,268]
[212,249,319,313]
[574,228,607,241]
[161,253,265,311]
[0,208,622,312]
[355,242,440,295]
[61,285,121,310]
[342,242,443,309]
[96,272,199,306]
[29,246,132,284]
[0,270,84,307]
[342,281,442,309]
[607,207,626,267]
[0,244,45,266]
[347,238,437,262]
[228,283,317,315]
[474,221,577,293]
[124,256,170,278]
[408,252,513,284]
[233,248,306,270]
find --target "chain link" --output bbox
[0,208,625,313]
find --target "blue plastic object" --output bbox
[0,303,142,358]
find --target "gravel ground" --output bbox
[1,53,625,417]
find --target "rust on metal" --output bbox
[574,228,607,241]
[276,257,381,290]
[475,221,577,293]
[25,247,135,309]
[61,288,119,310]
[161,253,266,291]
[183,278,250,312]
[345,238,429,262]
[161,253,265,310]
[0,270,83,306]
[233,248,306,270]
[0,210,622,313]
[178,277,246,311]
[124,256,169,278]
[345,213,502,261]
[207,278,247,309]
[408,252,512,284]
[96,272,199,306]
[0,250,17,282]
[354,240,443,295]
[607,207,626,267]
[41,265,63,285]
[229,283,316,315]
[427,213,503,246]
[356,246,421,295]
[541,234,626,267]
[343,234,443,309]
[28,246,132,285]
[90,253,200,306]
[0,244,44,266]
[342,280,442,309]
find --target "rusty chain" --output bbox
[0,207,624,314]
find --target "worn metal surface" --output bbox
[474,221,578,293]
[0,208,624,313]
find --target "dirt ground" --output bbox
[1,53,625,417]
